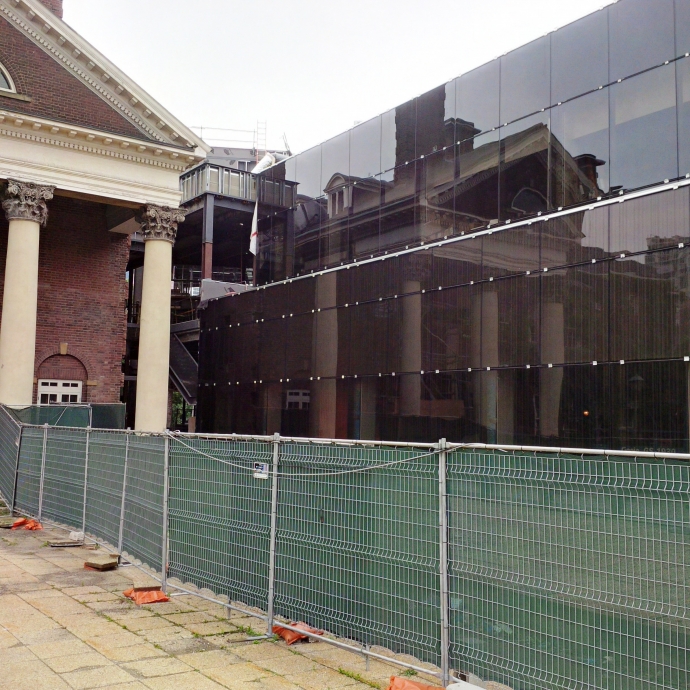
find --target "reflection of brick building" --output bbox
[0,0,206,429]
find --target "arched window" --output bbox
[0,62,15,93]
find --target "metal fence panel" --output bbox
[275,441,441,667]
[40,428,87,527]
[84,431,127,546]
[121,434,165,572]
[447,450,690,690]
[0,407,20,506]
[14,426,44,516]
[168,436,273,610]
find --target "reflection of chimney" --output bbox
[574,153,604,190]
[39,0,63,18]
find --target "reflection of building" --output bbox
[199,0,690,452]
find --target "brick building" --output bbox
[0,0,207,429]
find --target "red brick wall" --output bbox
[0,196,130,403]
[0,15,149,140]
[38,0,63,18]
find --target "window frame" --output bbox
[0,61,16,94]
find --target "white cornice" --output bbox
[0,108,204,170]
[0,0,210,153]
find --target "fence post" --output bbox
[438,438,450,687]
[38,423,48,521]
[118,433,129,554]
[82,427,91,533]
[161,434,170,593]
[266,432,281,636]
[10,424,23,517]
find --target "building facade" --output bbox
[0,0,207,429]
[199,0,690,451]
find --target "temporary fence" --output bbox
[0,405,688,690]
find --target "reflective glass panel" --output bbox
[349,176,381,259]
[455,131,500,229]
[380,162,420,251]
[381,107,398,173]
[499,112,551,221]
[551,89,610,208]
[421,148,455,241]
[541,206,609,267]
[392,100,416,168]
[500,36,550,125]
[608,0,675,82]
[543,262,608,365]
[415,84,455,159]
[610,248,690,360]
[321,130,350,198]
[482,224,540,277]
[676,0,690,56]
[294,144,322,201]
[456,61,500,136]
[292,199,322,274]
[609,187,690,254]
[350,116,381,179]
[676,57,690,175]
[610,64,678,192]
[550,8,609,104]
[431,236,483,288]
[0,67,10,91]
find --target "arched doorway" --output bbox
[36,355,88,404]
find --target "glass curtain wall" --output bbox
[255,0,690,285]
[199,185,690,452]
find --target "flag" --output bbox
[249,201,258,255]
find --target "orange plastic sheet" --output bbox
[387,677,445,690]
[11,518,42,530]
[123,588,169,605]
[272,622,324,645]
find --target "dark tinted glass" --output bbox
[610,64,678,192]
[421,148,455,241]
[294,145,322,201]
[350,116,381,179]
[499,112,551,221]
[551,89,610,208]
[431,236,483,287]
[500,36,550,125]
[676,0,690,56]
[608,0,675,81]
[676,58,690,175]
[455,131,500,229]
[381,163,419,253]
[349,176,381,259]
[541,206,609,267]
[494,277,541,366]
[320,211,347,267]
[292,199,322,274]
[415,84,453,158]
[482,224,540,277]
[611,248,690,360]
[551,8,609,104]
[456,60,500,135]
[381,107,398,172]
[321,131,350,197]
[544,262,608,364]
[609,187,690,254]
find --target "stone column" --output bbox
[400,281,422,416]
[540,302,565,439]
[134,205,185,431]
[0,180,54,405]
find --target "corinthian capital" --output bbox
[137,204,185,244]
[2,179,55,226]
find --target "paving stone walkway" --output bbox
[0,525,441,690]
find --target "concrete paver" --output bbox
[0,525,440,690]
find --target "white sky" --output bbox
[63,0,609,154]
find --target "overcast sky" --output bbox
[64,0,608,154]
